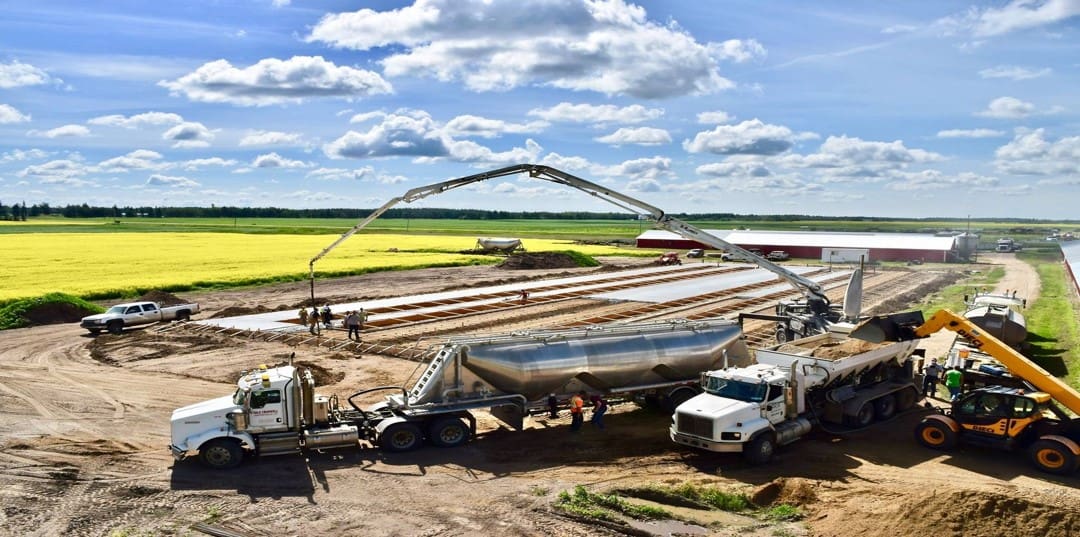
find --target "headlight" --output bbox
[720,431,742,441]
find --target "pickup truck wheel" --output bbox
[107,321,123,335]
[1029,439,1078,475]
[744,434,776,465]
[873,394,896,420]
[380,422,423,452]
[176,311,190,322]
[914,420,957,450]
[199,439,243,469]
[428,417,469,448]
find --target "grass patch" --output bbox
[555,486,672,522]
[552,250,601,267]
[919,266,1005,313]
[1020,251,1080,389]
[763,504,804,522]
[0,293,104,330]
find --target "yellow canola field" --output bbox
[0,232,632,301]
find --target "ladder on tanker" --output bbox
[409,345,456,401]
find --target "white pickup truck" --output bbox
[80,301,199,335]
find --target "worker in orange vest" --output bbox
[569,391,585,432]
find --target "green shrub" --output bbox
[0,293,104,330]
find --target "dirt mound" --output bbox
[23,302,98,325]
[869,490,1079,537]
[496,252,581,270]
[750,478,819,507]
[867,270,965,315]
[209,305,274,318]
[137,290,187,307]
[294,360,345,386]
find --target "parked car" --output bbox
[687,248,705,258]
[747,248,765,256]
[720,252,737,261]
[654,252,682,266]
[766,250,790,261]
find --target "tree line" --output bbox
[4,201,1076,224]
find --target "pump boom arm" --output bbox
[307,164,827,304]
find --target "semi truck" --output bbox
[670,330,920,464]
[171,319,751,469]
[851,309,1080,474]
[80,300,199,335]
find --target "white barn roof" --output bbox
[637,229,956,251]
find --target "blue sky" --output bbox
[0,0,1077,218]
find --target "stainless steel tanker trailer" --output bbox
[170,318,750,468]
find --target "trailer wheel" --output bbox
[429,417,469,448]
[107,321,123,335]
[199,439,243,469]
[1029,439,1079,475]
[873,394,896,420]
[914,420,957,450]
[744,434,776,465]
[665,387,698,414]
[380,422,423,452]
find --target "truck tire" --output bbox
[873,394,896,420]
[176,311,190,322]
[744,434,776,465]
[848,403,875,427]
[1029,439,1079,475]
[895,389,917,411]
[380,422,423,452]
[199,439,243,469]
[107,321,123,335]
[428,417,469,448]
[914,420,957,450]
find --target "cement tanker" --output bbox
[171,319,750,468]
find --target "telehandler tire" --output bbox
[199,439,243,469]
[1029,439,1079,475]
[914,419,957,450]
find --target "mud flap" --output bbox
[850,311,927,343]
[490,403,525,431]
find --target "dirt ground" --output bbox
[1,256,1078,537]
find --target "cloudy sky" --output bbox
[0,0,1078,218]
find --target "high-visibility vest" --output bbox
[570,396,583,414]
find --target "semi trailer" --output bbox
[670,331,920,464]
[171,319,751,469]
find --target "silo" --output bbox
[955,232,979,261]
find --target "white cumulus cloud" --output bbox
[163,121,214,148]
[324,111,450,159]
[697,110,733,124]
[936,128,1005,138]
[239,130,305,147]
[159,56,393,106]
[99,149,166,172]
[146,174,200,188]
[978,65,1052,80]
[88,111,184,128]
[0,104,31,124]
[976,96,1038,119]
[252,152,312,168]
[307,0,734,98]
[306,167,375,181]
[969,0,1080,37]
[444,115,548,138]
[528,102,664,124]
[30,124,91,138]
[683,119,801,156]
[994,128,1080,176]
[0,60,60,88]
[709,39,767,63]
[595,127,671,146]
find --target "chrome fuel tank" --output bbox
[411,319,750,404]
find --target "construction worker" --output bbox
[923,358,944,398]
[547,393,559,419]
[298,308,308,327]
[569,391,585,432]
[358,308,369,331]
[345,311,360,341]
[944,367,964,401]
[590,394,608,430]
[309,306,320,335]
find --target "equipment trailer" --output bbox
[172,319,751,469]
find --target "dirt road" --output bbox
[0,260,1077,536]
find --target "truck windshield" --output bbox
[703,377,767,402]
[106,306,127,314]
[232,389,247,406]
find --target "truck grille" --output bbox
[676,413,712,438]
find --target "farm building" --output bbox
[636,229,959,263]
